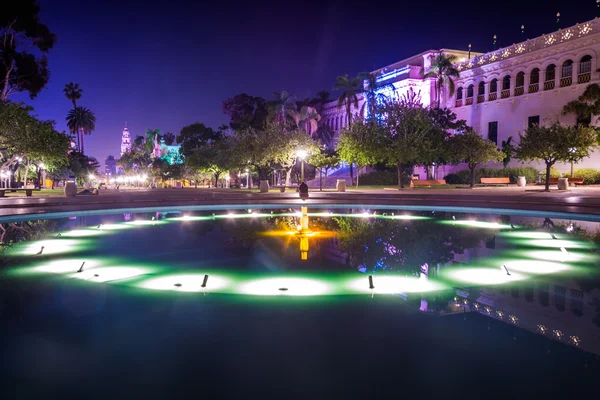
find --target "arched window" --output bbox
[579,55,592,84]
[515,72,525,96]
[489,79,498,100]
[477,82,485,103]
[501,75,510,98]
[529,69,540,93]
[466,84,474,105]
[544,64,556,90]
[561,60,573,87]
[455,87,463,107]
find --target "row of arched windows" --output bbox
[455,55,593,107]
[325,114,349,131]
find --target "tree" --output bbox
[447,129,505,187]
[501,136,515,168]
[267,91,297,128]
[422,53,460,108]
[310,148,340,191]
[337,120,381,187]
[144,128,161,155]
[516,121,598,191]
[68,151,99,185]
[222,93,268,130]
[63,83,82,107]
[176,123,221,157]
[378,94,449,188]
[563,83,600,127]
[0,103,70,177]
[0,0,56,102]
[186,136,236,186]
[162,132,176,145]
[297,106,321,137]
[66,106,96,154]
[361,71,396,123]
[333,73,363,184]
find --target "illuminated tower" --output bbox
[120,123,131,156]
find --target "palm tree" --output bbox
[422,53,460,108]
[268,91,298,128]
[333,74,363,128]
[361,72,396,123]
[66,107,96,154]
[333,74,363,185]
[297,106,321,137]
[63,83,82,107]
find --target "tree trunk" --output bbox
[545,162,552,191]
[1,62,14,103]
[285,169,292,187]
[356,165,360,187]
[469,165,476,187]
[319,168,323,191]
[80,130,85,154]
[324,167,329,190]
[397,161,404,189]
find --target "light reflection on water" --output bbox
[1,207,599,355]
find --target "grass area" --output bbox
[0,188,65,197]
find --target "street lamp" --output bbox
[569,147,576,178]
[296,149,307,182]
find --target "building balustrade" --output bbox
[544,81,555,90]
[455,99,463,107]
[477,95,485,103]
[489,92,497,101]
[578,73,591,84]
[454,19,596,72]
[528,83,539,93]
[501,89,510,99]
[514,86,524,96]
[465,97,473,105]
[560,77,572,87]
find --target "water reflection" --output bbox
[1,207,599,355]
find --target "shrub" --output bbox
[359,169,411,186]
[565,168,600,184]
[540,166,562,183]
[444,167,539,185]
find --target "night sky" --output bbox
[13,0,596,164]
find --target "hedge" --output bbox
[444,167,539,185]
[359,169,411,186]
[564,168,600,184]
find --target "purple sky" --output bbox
[12,0,595,164]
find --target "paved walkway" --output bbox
[0,186,599,219]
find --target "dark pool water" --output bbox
[1,206,599,398]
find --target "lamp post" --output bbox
[569,148,576,178]
[296,149,307,182]
[245,168,250,189]
[493,34,497,50]
[39,163,46,189]
[556,12,561,30]
[468,44,471,59]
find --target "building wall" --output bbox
[448,19,599,175]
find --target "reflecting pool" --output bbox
[1,206,599,396]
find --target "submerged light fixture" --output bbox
[77,261,85,273]
[368,275,375,289]
[201,274,209,288]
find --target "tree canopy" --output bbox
[222,93,268,130]
[176,123,222,157]
[563,83,600,127]
[447,129,505,187]
[516,121,598,190]
[0,0,56,102]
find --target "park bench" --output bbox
[548,177,584,186]
[480,177,510,186]
[0,188,40,197]
[410,179,446,187]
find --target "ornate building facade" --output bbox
[120,124,132,156]
[321,18,599,179]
